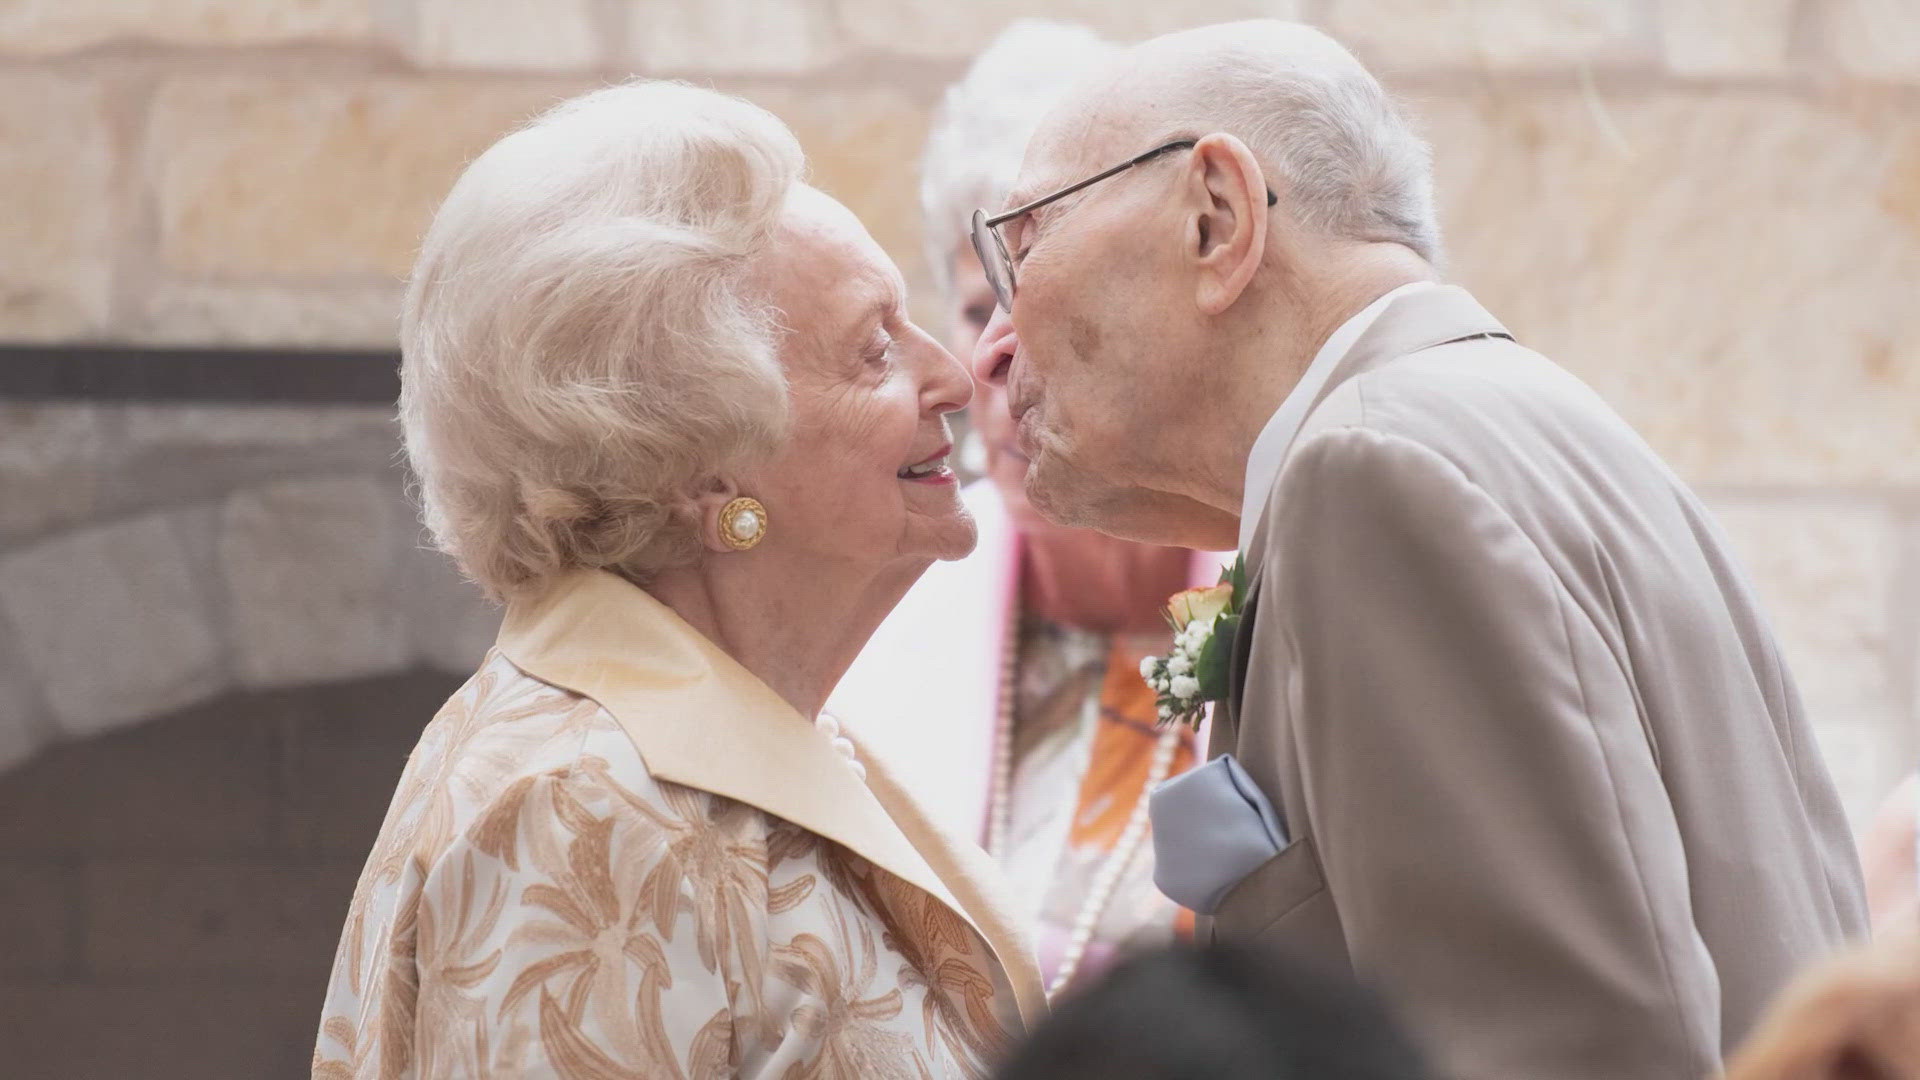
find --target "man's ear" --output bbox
[1182,132,1270,315]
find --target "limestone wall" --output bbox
[0,1,1915,820]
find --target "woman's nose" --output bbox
[971,307,1017,388]
[919,333,974,415]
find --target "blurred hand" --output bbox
[1722,935,1920,1080]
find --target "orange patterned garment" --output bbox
[1002,625,1201,987]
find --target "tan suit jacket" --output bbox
[1207,286,1867,1080]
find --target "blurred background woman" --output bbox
[830,21,1227,1001]
[314,82,1044,1077]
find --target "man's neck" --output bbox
[648,550,926,720]
[1181,245,1435,515]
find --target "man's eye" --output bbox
[1005,220,1031,255]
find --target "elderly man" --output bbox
[970,20,1867,1080]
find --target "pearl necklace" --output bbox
[813,712,866,783]
[987,613,1183,1000]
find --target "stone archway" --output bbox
[0,397,499,774]
[0,667,468,1078]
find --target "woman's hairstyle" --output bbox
[996,942,1435,1080]
[400,81,804,600]
[918,20,1120,298]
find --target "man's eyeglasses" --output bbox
[969,138,1277,313]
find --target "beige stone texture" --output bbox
[0,0,371,54]
[149,77,574,279]
[0,71,113,341]
[1323,0,1643,69]
[0,404,116,542]
[741,86,940,316]
[0,629,53,774]
[119,403,392,450]
[0,512,228,737]
[401,543,501,674]
[131,280,403,348]
[1710,502,1901,717]
[833,0,1303,58]
[630,0,843,74]
[1824,0,1920,81]
[1422,88,1920,486]
[221,476,407,687]
[411,0,599,70]
[1660,0,1799,76]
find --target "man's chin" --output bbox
[1021,458,1106,532]
[1025,460,1238,549]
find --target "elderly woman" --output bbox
[313,82,1044,1078]
[828,21,1226,1001]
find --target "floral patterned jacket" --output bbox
[314,570,1046,1078]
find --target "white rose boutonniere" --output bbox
[1141,556,1247,728]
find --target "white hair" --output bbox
[919,20,1121,297]
[399,81,804,600]
[1127,22,1442,265]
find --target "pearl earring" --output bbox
[719,496,767,551]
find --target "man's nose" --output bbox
[971,307,1017,388]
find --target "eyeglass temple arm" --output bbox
[983,139,1276,228]
[982,140,1199,228]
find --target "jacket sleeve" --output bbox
[1262,424,1722,1080]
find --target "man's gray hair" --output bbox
[1114,21,1443,266]
[919,20,1121,297]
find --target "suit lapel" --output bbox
[1239,285,1511,586]
[1219,286,1512,753]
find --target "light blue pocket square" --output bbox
[1149,754,1288,915]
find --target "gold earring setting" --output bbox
[719,497,767,551]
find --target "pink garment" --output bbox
[827,480,1231,848]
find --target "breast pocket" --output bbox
[1212,836,1348,965]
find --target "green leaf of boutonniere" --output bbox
[1194,612,1239,701]
[1146,554,1250,728]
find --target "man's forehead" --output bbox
[1003,101,1139,211]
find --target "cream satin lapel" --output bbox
[855,738,1050,1028]
[495,571,997,995]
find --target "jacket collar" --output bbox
[495,569,1047,1027]
[1241,285,1511,581]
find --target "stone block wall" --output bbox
[0,669,460,1075]
[0,2,1915,1075]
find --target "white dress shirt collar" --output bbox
[1237,281,1441,553]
